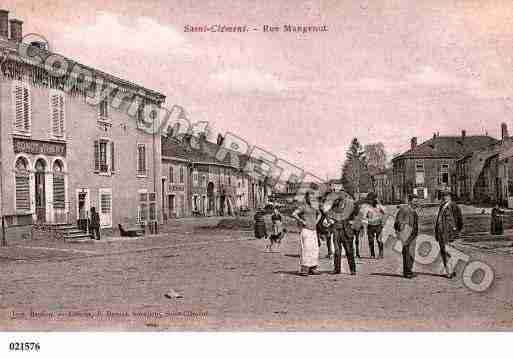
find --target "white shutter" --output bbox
[50,91,65,137]
[22,85,31,132]
[13,81,30,133]
[15,174,30,211]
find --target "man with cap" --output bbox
[434,190,463,278]
[394,194,419,278]
[326,194,358,275]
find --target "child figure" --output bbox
[266,207,285,252]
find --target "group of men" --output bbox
[292,189,463,279]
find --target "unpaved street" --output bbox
[1,218,513,331]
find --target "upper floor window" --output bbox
[94,139,115,175]
[169,165,174,183]
[179,165,184,184]
[99,99,109,121]
[50,90,65,138]
[137,144,146,176]
[12,81,31,134]
[415,160,424,172]
[193,169,199,185]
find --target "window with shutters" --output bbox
[12,81,31,134]
[14,157,30,212]
[169,165,174,183]
[137,190,156,223]
[50,90,65,138]
[93,139,114,175]
[193,169,198,186]
[137,144,146,176]
[52,160,65,209]
[99,99,109,121]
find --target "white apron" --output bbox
[299,228,319,267]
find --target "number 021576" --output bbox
[9,342,41,351]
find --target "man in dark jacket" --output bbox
[90,207,101,241]
[394,194,419,279]
[434,191,463,278]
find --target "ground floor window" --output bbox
[138,190,157,223]
[15,157,30,211]
[53,160,65,209]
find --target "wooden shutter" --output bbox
[13,83,24,131]
[110,141,115,173]
[23,86,30,131]
[15,175,30,211]
[53,175,65,209]
[94,140,100,172]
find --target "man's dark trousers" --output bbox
[91,226,101,241]
[333,225,356,274]
[402,238,416,276]
[367,224,384,258]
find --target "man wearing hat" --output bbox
[434,190,463,278]
[326,194,358,275]
[394,194,419,278]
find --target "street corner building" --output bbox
[0,10,165,239]
[160,133,269,219]
[392,130,497,203]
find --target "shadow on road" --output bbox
[284,254,300,258]
[415,271,447,278]
[370,273,404,278]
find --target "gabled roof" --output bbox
[394,135,497,161]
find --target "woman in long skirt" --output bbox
[293,192,321,276]
[253,208,267,239]
[491,204,505,235]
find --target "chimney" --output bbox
[0,9,8,39]
[9,18,22,42]
[410,137,417,150]
[501,122,508,140]
[433,132,437,139]
[461,130,466,141]
[217,134,224,146]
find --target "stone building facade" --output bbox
[0,12,165,235]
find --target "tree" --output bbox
[364,143,387,174]
[341,138,370,196]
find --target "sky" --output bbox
[3,0,513,179]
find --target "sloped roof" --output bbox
[394,135,497,161]
[0,38,165,103]
[161,136,239,167]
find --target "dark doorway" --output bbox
[35,159,46,223]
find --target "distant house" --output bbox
[392,131,497,202]
[454,123,513,206]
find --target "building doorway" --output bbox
[207,182,214,215]
[76,188,90,231]
[35,159,47,223]
[168,194,175,218]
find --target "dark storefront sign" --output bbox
[13,138,66,156]
[168,184,185,192]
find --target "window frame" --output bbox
[12,80,32,135]
[49,89,65,139]
[137,143,147,177]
